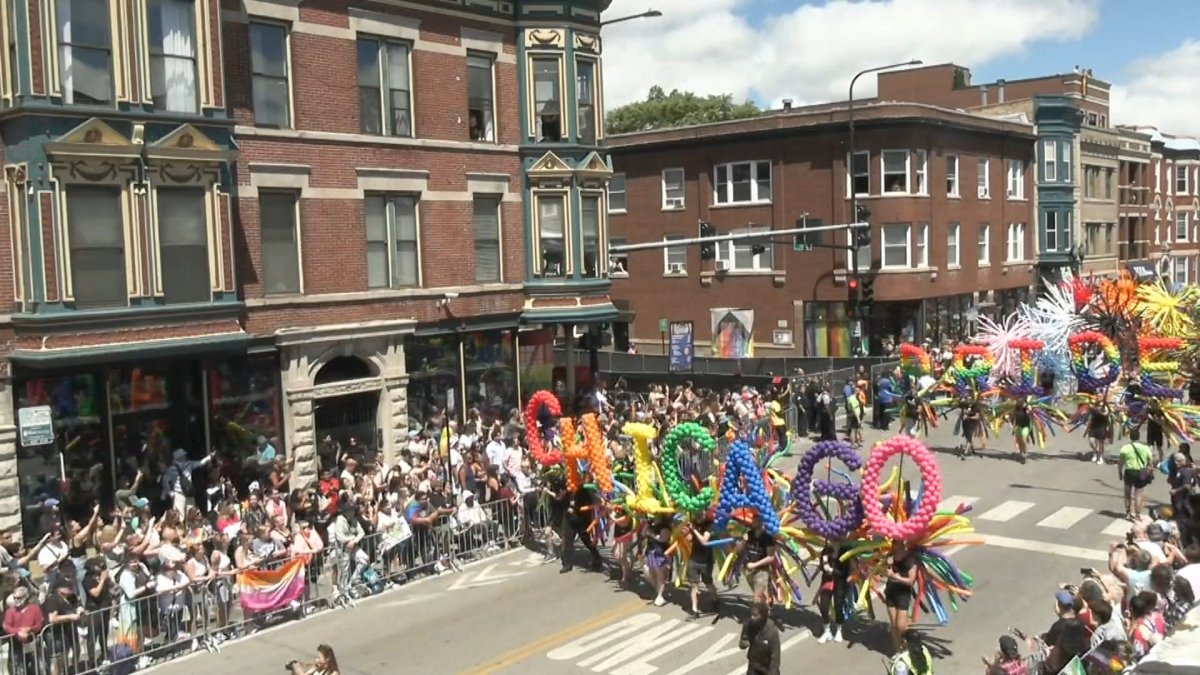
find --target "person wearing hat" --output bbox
[44,574,83,671]
[981,635,1025,675]
[38,497,63,538]
[162,448,215,517]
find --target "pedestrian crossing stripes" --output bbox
[1036,507,1094,529]
[937,495,980,512]
[978,500,1035,522]
[1102,519,1133,537]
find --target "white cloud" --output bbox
[601,0,1100,109]
[1111,40,1200,137]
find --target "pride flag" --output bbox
[238,558,307,613]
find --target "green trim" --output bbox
[521,304,618,324]
[11,333,253,368]
[412,315,521,336]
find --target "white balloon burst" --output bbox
[1019,275,1085,379]
[972,312,1032,380]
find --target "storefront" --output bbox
[13,354,281,539]
[405,329,520,430]
[920,294,975,346]
[804,302,854,357]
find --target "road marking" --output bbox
[448,563,528,591]
[977,500,1035,522]
[577,615,710,674]
[975,533,1107,561]
[458,597,647,675]
[1036,506,1093,530]
[378,592,439,608]
[937,495,979,512]
[662,633,742,675]
[1102,519,1131,537]
[721,630,811,675]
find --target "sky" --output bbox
[600,0,1200,137]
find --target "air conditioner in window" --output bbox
[668,262,686,274]
[664,198,684,209]
[978,187,989,198]
[714,260,731,272]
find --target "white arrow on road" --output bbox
[448,563,528,591]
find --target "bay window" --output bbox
[915,150,928,194]
[148,0,198,113]
[946,155,959,197]
[882,150,909,193]
[535,194,567,276]
[714,160,771,205]
[156,188,209,303]
[581,194,604,277]
[67,186,126,308]
[1043,140,1057,181]
[531,57,562,142]
[576,58,598,145]
[56,0,114,104]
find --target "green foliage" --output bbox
[605,85,762,135]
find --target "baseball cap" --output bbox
[1055,589,1075,607]
[998,635,1020,659]
[42,498,59,508]
[1146,523,1165,541]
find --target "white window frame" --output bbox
[915,222,929,267]
[663,234,686,274]
[978,223,990,266]
[714,160,771,205]
[881,223,911,269]
[1043,140,1057,182]
[1006,222,1026,262]
[914,150,928,195]
[1155,160,1162,194]
[716,226,773,271]
[947,223,960,268]
[1062,142,1072,183]
[1177,165,1189,196]
[977,158,990,199]
[1007,160,1025,199]
[608,236,628,277]
[1177,211,1189,243]
[1043,210,1060,253]
[847,151,869,197]
[1172,256,1190,286]
[881,150,910,194]
[661,168,685,209]
[846,228,870,271]
[946,154,959,197]
[607,172,626,213]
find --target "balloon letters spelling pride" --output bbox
[621,422,669,514]
[1138,336,1185,398]
[860,436,942,540]
[791,440,864,540]
[1068,331,1120,393]
[661,422,717,513]
[525,390,563,466]
[716,438,781,536]
[564,413,612,494]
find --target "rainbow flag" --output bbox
[238,558,307,613]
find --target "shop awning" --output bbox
[521,302,619,325]
[10,332,253,369]
[1127,261,1158,282]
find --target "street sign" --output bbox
[18,406,53,447]
[658,318,669,333]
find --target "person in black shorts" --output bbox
[884,541,918,652]
[560,486,602,573]
[685,514,719,617]
[1088,400,1113,465]
[1147,414,1166,464]
[1009,400,1033,464]
[816,542,852,643]
[959,399,982,459]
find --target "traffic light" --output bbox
[847,276,861,304]
[699,221,716,261]
[861,275,876,315]
[751,243,767,256]
[853,204,872,248]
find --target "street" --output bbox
[149,421,1158,675]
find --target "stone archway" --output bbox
[312,356,381,470]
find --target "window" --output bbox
[1177,212,1189,242]
[881,223,910,269]
[947,223,960,267]
[260,193,300,294]
[56,0,113,104]
[915,223,929,267]
[148,0,198,113]
[365,194,419,288]
[1043,211,1059,252]
[1083,166,1097,198]
[1007,223,1026,262]
[849,151,869,196]
[156,188,210,303]
[472,196,501,283]
[977,224,990,265]
[576,58,597,145]
[535,194,567,276]
[358,37,412,137]
[1007,160,1025,198]
[66,186,126,308]
[608,173,626,212]
[915,150,928,194]
[1177,165,1189,195]
[1155,161,1161,193]
[250,22,290,127]
[581,194,603,278]
[1062,142,1072,182]
[608,237,628,276]
[1042,140,1057,182]
[1104,168,1113,199]
[946,155,959,197]
[662,168,685,208]
[717,227,773,271]
[663,234,686,274]
[847,228,870,271]
[881,150,909,193]
[1173,257,1190,286]
[1086,222,1114,257]
[714,160,770,205]
[977,158,990,198]
[531,57,562,142]
[466,54,495,142]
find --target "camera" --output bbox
[284,661,298,671]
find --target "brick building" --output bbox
[0,0,615,537]
[1127,127,1200,286]
[1116,128,1155,279]
[606,102,1037,358]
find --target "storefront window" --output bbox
[518,328,555,397]
[463,331,517,425]
[108,365,175,483]
[208,355,282,458]
[922,294,973,346]
[16,374,107,538]
[804,303,852,357]
[406,336,462,429]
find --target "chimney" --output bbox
[996,79,1006,103]
[980,85,988,106]
[782,99,793,111]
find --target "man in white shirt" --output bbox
[485,432,507,474]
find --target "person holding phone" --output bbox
[287,644,340,675]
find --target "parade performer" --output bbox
[897,344,939,438]
[991,338,1067,463]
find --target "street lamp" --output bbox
[600,9,663,26]
[847,59,921,355]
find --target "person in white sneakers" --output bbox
[816,543,852,643]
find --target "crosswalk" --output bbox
[936,494,1134,540]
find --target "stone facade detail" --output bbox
[0,379,18,533]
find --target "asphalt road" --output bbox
[149,421,1168,675]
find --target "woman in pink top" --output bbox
[292,520,325,605]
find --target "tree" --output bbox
[605,86,761,135]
